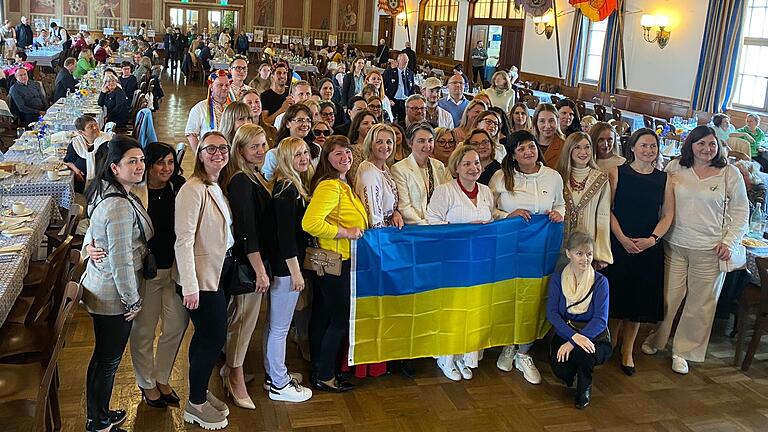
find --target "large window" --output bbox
[734,0,768,110]
[423,0,459,22]
[473,0,525,19]
[582,19,607,83]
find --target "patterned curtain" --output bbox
[597,0,624,94]
[565,9,585,87]
[691,0,748,113]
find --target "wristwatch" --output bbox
[650,234,660,243]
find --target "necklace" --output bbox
[149,186,168,200]
[569,174,589,192]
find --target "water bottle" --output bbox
[751,203,765,236]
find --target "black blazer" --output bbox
[226,171,278,273]
[341,72,364,107]
[54,68,77,102]
[98,88,129,127]
[375,45,389,65]
[383,67,416,101]
[271,179,308,277]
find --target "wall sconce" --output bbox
[641,14,671,49]
[532,11,554,39]
[397,11,407,27]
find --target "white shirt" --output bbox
[209,183,235,250]
[355,160,399,228]
[489,165,565,219]
[274,112,285,130]
[426,180,494,224]
[261,148,278,181]
[184,99,219,140]
[665,159,749,250]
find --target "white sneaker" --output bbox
[455,359,473,380]
[269,379,313,403]
[672,355,689,375]
[263,371,304,391]
[436,357,462,381]
[496,345,517,372]
[641,334,658,355]
[514,353,542,384]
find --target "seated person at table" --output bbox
[98,74,129,128]
[33,29,48,47]
[119,61,138,101]
[54,56,77,101]
[64,114,111,192]
[93,39,111,63]
[4,51,35,77]
[73,49,96,79]
[133,56,151,82]
[9,68,46,124]
[547,231,611,410]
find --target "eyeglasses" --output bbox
[200,145,230,155]
[408,106,426,111]
[436,139,456,147]
[312,129,331,137]
[231,65,247,71]
[447,81,463,86]
[482,118,500,127]
[469,140,492,147]
[292,118,312,124]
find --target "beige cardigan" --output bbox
[174,176,232,296]
[391,154,450,225]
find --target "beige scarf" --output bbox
[72,132,111,182]
[561,263,596,315]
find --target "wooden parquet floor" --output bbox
[55,72,768,431]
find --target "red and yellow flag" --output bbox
[569,0,618,22]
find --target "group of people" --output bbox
[75,46,753,432]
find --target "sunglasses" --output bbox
[312,129,331,137]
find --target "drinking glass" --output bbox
[16,127,24,139]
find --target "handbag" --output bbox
[719,167,748,272]
[222,251,258,296]
[304,182,344,277]
[564,281,611,344]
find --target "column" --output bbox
[303,0,311,35]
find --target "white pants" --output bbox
[648,243,726,362]
[130,269,189,389]
[225,291,263,368]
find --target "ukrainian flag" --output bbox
[349,215,563,365]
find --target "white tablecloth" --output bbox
[2,149,75,211]
[25,48,63,67]
[0,195,53,325]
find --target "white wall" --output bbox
[519,0,707,101]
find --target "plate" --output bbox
[1,208,33,217]
[0,171,10,180]
[743,237,768,248]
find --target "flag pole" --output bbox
[553,0,563,78]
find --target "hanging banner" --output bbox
[515,0,553,17]
[378,0,404,16]
[569,0,618,22]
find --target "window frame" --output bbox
[580,18,607,84]
[733,0,768,112]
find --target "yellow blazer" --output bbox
[391,154,450,225]
[174,177,232,296]
[302,179,368,260]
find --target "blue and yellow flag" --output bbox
[349,216,563,365]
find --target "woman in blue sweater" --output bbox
[547,231,612,409]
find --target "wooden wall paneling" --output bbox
[130,0,154,20]
[9,0,20,12]
[282,0,304,29]
[253,0,276,28]
[311,0,332,30]
[364,0,372,33]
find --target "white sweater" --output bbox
[488,165,565,219]
[354,160,399,228]
[665,159,749,250]
[426,180,494,224]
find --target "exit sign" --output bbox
[180,0,189,3]
[219,0,228,4]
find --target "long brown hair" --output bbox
[192,131,230,186]
[310,135,354,194]
[532,103,565,142]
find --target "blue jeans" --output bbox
[263,275,300,388]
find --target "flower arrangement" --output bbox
[78,89,89,97]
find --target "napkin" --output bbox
[0,243,24,254]
[2,227,33,237]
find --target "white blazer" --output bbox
[391,153,450,225]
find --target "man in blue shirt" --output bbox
[438,74,468,127]
[383,53,415,123]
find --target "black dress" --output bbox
[603,164,666,322]
[478,160,501,186]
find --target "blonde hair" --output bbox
[447,143,480,179]
[458,99,489,131]
[362,124,396,163]
[193,131,230,186]
[365,70,387,100]
[273,137,314,201]
[219,101,253,143]
[556,131,598,182]
[490,71,511,91]
[220,124,268,191]
[589,121,621,159]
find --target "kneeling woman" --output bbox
[547,231,611,410]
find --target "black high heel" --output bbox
[159,388,181,405]
[139,387,168,408]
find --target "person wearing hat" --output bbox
[185,70,233,151]
[422,76,454,129]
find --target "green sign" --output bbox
[219,0,228,4]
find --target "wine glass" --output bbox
[16,127,24,139]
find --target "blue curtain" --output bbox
[565,10,585,87]
[597,0,624,94]
[691,0,748,113]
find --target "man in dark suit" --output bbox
[402,41,417,72]
[15,16,33,49]
[374,39,390,67]
[383,53,416,123]
[54,57,78,101]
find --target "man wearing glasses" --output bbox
[228,56,252,101]
[421,77,454,129]
[274,80,312,128]
[399,94,428,130]
[383,53,416,123]
[438,74,468,127]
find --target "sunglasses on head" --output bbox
[312,129,331,137]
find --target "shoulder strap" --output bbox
[94,192,149,244]
[566,280,597,312]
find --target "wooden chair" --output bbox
[522,94,540,110]
[575,100,587,117]
[594,104,608,121]
[612,108,623,122]
[549,95,561,105]
[44,203,83,255]
[654,119,667,131]
[643,114,654,129]
[738,257,768,371]
[729,150,751,162]
[0,281,82,432]
[728,137,752,157]
[176,142,186,174]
